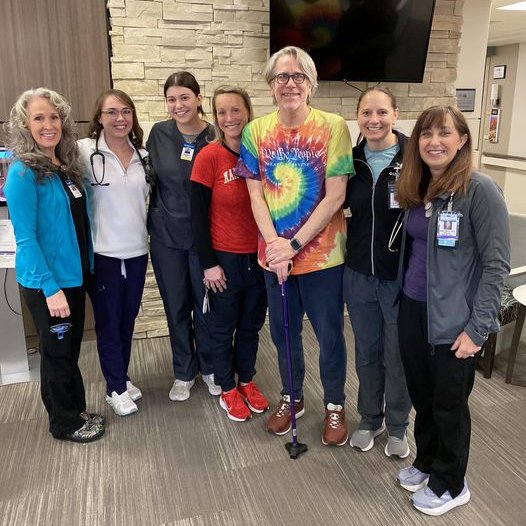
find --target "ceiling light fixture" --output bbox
[498,1,526,10]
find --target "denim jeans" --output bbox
[264,264,347,406]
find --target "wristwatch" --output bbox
[290,238,302,252]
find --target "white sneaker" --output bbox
[202,374,221,396]
[126,381,142,401]
[169,379,195,401]
[105,391,138,416]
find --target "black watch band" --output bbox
[290,238,302,252]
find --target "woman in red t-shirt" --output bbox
[190,86,269,422]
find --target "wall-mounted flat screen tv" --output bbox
[270,0,436,83]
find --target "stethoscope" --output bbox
[90,135,156,187]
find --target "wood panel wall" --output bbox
[0,0,111,123]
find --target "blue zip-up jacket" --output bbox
[4,160,93,298]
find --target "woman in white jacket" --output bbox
[78,89,151,416]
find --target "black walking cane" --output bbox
[280,281,308,459]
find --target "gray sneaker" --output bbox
[397,465,430,492]
[411,480,470,516]
[202,374,221,396]
[169,379,195,401]
[349,423,386,451]
[385,433,410,458]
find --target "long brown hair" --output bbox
[88,89,144,148]
[396,105,472,208]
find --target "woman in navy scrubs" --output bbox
[147,71,219,402]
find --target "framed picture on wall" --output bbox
[456,89,476,112]
[493,65,506,79]
[488,108,501,143]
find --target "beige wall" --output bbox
[108,0,461,123]
[106,0,465,338]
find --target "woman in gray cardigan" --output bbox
[394,105,510,516]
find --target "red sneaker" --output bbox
[219,388,251,422]
[237,381,269,413]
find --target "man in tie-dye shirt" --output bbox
[236,46,355,447]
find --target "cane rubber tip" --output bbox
[285,441,308,459]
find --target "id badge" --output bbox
[388,181,400,209]
[180,143,195,161]
[436,211,459,248]
[66,179,82,198]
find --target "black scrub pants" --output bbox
[206,251,267,392]
[149,237,213,381]
[21,285,86,439]
[398,294,478,499]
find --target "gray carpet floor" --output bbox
[1,319,525,526]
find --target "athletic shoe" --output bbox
[322,403,348,446]
[106,391,138,416]
[169,379,195,401]
[385,433,410,458]
[202,374,221,396]
[126,381,142,401]
[349,423,386,451]
[80,411,105,426]
[219,388,251,421]
[61,421,105,443]
[411,481,471,516]
[397,466,430,492]
[266,395,305,436]
[237,381,269,413]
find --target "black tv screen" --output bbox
[270,0,436,83]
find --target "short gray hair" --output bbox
[6,87,81,183]
[264,46,318,104]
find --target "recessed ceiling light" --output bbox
[498,2,526,10]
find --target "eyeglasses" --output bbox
[272,72,308,85]
[100,108,134,119]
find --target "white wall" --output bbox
[509,43,526,156]
[456,0,492,162]
[480,42,526,215]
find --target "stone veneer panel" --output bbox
[106,0,464,338]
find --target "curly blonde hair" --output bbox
[6,87,82,185]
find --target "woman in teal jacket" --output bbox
[5,88,104,443]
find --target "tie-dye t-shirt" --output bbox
[236,107,354,275]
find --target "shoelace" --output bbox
[275,399,291,417]
[326,411,343,429]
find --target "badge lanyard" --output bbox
[65,178,82,199]
[387,163,402,210]
[436,192,460,248]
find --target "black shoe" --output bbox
[60,421,105,443]
[80,411,105,426]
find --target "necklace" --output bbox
[181,131,201,143]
